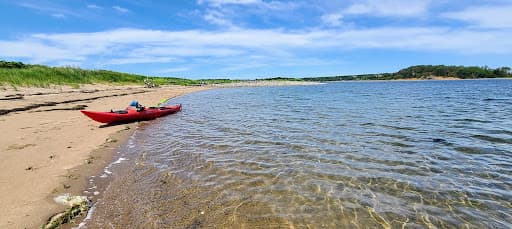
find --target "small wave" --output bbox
[454,118,492,123]
[87,80,512,228]
[472,134,512,144]
[378,140,413,148]
[379,124,417,131]
[454,146,512,156]
[483,98,509,101]
[482,129,512,136]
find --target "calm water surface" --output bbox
[86,80,512,228]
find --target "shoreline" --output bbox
[79,79,512,228]
[318,77,512,83]
[209,80,322,88]
[0,80,312,228]
[0,84,210,229]
[3,79,508,227]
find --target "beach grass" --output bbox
[0,62,198,87]
[0,61,291,88]
[0,61,303,88]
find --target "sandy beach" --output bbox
[0,84,209,228]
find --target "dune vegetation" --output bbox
[0,60,241,87]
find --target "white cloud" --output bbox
[318,0,431,27]
[220,62,267,72]
[198,0,261,7]
[1,26,511,68]
[51,13,66,19]
[199,0,297,11]
[155,67,190,74]
[17,2,80,18]
[197,0,297,27]
[442,5,512,29]
[0,40,81,63]
[112,5,130,13]
[106,57,176,65]
[87,4,103,10]
[344,0,431,17]
[129,46,243,57]
[321,13,343,27]
[203,10,234,26]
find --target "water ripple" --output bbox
[87,80,512,228]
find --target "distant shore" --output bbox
[322,77,512,83]
[0,84,210,228]
[386,76,512,81]
[210,80,322,88]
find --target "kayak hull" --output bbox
[81,104,182,124]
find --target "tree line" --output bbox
[0,61,27,69]
[303,65,512,81]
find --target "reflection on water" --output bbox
[86,80,512,228]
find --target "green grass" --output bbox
[0,61,242,87]
[0,61,315,88]
[0,66,142,87]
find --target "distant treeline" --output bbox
[0,60,241,87]
[0,60,28,69]
[303,65,512,82]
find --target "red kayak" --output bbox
[81,104,182,124]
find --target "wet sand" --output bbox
[0,84,209,229]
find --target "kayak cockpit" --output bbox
[110,109,128,114]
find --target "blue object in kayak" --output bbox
[130,100,139,107]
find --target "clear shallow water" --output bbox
[87,80,512,228]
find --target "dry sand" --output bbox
[0,84,209,229]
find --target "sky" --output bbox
[0,0,511,79]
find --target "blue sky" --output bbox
[0,0,511,79]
